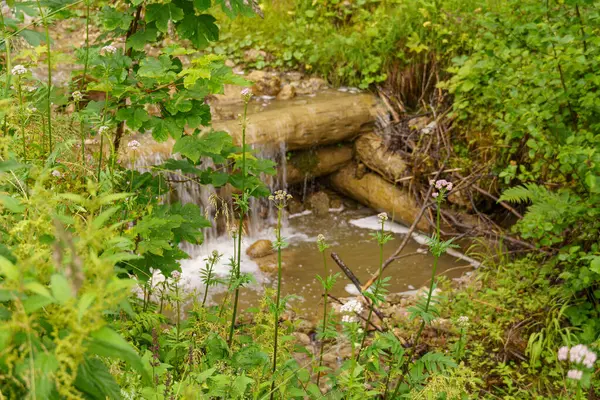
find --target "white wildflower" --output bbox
[457,315,469,329]
[341,315,358,323]
[567,369,583,381]
[101,45,117,55]
[557,346,569,361]
[569,344,588,364]
[72,91,84,102]
[127,140,141,151]
[377,212,388,222]
[51,170,61,178]
[98,125,109,135]
[11,65,27,76]
[172,271,181,280]
[583,349,597,369]
[340,298,363,314]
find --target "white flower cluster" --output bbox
[172,271,181,281]
[72,91,84,102]
[558,344,597,381]
[268,190,293,205]
[377,212,388,222]
[98,126,109,135]
[101,45,117,55]
[317,234,325,244]
[457,315,469,329]
[51,170,61,178]
[127,140,141,150]
[11,65,27,76]
[340,298,363,323]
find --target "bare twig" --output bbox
[330,252,385,321]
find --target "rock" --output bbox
[355,132,408,182]
[244,49,267,62]
[256,254,278,274]
[246,239,274,259]
[247,70,281,97]
[210,84,245,106]
[286,145,353,185]
[293,332,311,346]
[212,93,379,150]
[284,71,304,82]
[296,319,316,335]
[330,163,430,231]
[308,191,330,217]
[287,198,304,215]
[277,84,296,100]
[295,77,328,95]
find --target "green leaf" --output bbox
[126,27,158,51]
[23,295,54,314]
[0,256,19,281]
[194,0,212,11]
[0,195,24,213]
[590,257,600,274]
[24,282,53,299]
[88,326,151,384]
[231,375,254,398]
[50,274,74,305]
[173,131,233,162]
[585,172,600,194]
[101,6,133,30]
[75,357,122,400]
[146,3,184,33]
[176,14,219,49]
[149,117,182,141]
[116,107,150,131]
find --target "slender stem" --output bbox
[316,251,328,387]
[356,219,385,362]
[17,78,26,159]
[175,281,180,342]
[227,100,249,346]
[78,0,91,162]
[0,10,11,97]
[36,0,52,153]
[80,0,90,90]
[390,198,442,399]
[270,206,283,400]
[97,133,104,180]
[202,258,216,307]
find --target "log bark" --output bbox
[213,93,379,150]
[330,163,430,231]
[286,145,353,185]
[354,132,408,182]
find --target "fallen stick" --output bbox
[330,252,385,321]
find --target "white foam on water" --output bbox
[349,215,482,268]
[349,215,411,234]
[344,284,361,295]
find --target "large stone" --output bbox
[277,84,296,100]
[330,163,430,231]
[294,77,328,95]
[308,191,330,217]
[246,239,274,259]
[213,93,379,150]
[247,70,281,97]
[286,145,353,185]
[355,132,408,183]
